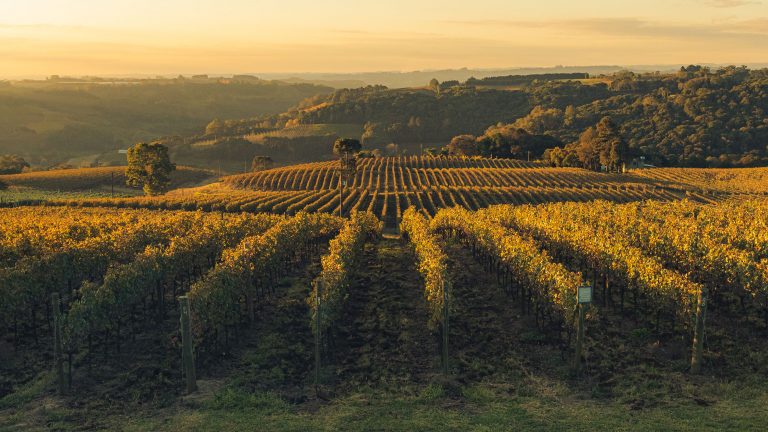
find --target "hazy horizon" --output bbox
[2,0,766,78]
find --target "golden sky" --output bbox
[1,0,766,77]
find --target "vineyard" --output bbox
[2,197,768,429]
[629,166,768,194]
[18,157,758,235]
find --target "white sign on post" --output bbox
[577,284,593,304]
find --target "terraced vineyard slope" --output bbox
[18,158,767,231]
[218,156,720,228]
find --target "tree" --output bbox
[333,138,362,157]
[595,117,627,172]
[429,78,440,95]
[205,118,225,135]
[575,127,600,171]
[126,142,176,195]
[564,105,576,127]
[251,156,274,172]
[332,138,361,217]
[446,135,479,156]
[333,137,361,177]
[512,106,563,134]
[384,143,400,156]
[0,155,30,174]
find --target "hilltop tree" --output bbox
[429,78,440,95]
[512,106,564,134]
[0,155,30,174]
[333,137,362,175]
[473,126,562,160]
[595,117,628,172]
[545,117,628,171]
[126,142,176,195]
[333,138,362,158]
[446,134,479,157]
[205,118,225,135]
[252,155,274,172]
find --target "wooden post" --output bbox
[442,279,449,375]
[690,287,708,374]
[51,293,65,395]
[179,296,196,394]
[314,280,322,388]
[573,303,586,373]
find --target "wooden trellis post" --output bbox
[51,293,65,395]
[573,282,592,373]
[314,280,323,388]
[442,278,449,375]
[690,287,708,374]
[179,296,196,394]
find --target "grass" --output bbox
[0,187,130,203]
[3,370,768,431]
[0,166,215,192]
[59,379,759,431]
[0,372,52,411]
[249,123,364,141]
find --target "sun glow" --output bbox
[0,0,766,77]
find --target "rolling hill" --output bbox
[24,157,761,233]
[0,77,332,166]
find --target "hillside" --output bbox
[0,77,332,166]
[26,157,762,234]
[0,166,217,204]
[168,66,767,170]
[172,124,366,169]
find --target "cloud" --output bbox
[446,17,768,40]
[2,15,767,77]
[698,0,759,7]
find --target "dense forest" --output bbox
[269,65,767,168]
[516,66,768,167]
[288,86,531,146]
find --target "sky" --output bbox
[0,0,766,78]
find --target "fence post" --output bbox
[573,303,586,373]
[690,287,708,374]
[51,293,65,395]
[314,280,322,389]
[442,279,449,375]
[179,296,197,393]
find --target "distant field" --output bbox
[0,187,125,205]
[189,123,364,148]
[0,79,333,164]
[0,166,216,193]
[475,77,613,90]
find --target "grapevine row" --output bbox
[309,211,382,335]
[61,213,282,357]
[430,206,583,329]
[400,207,449,328]
[479,204,701,325]
[187,213,343,354]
